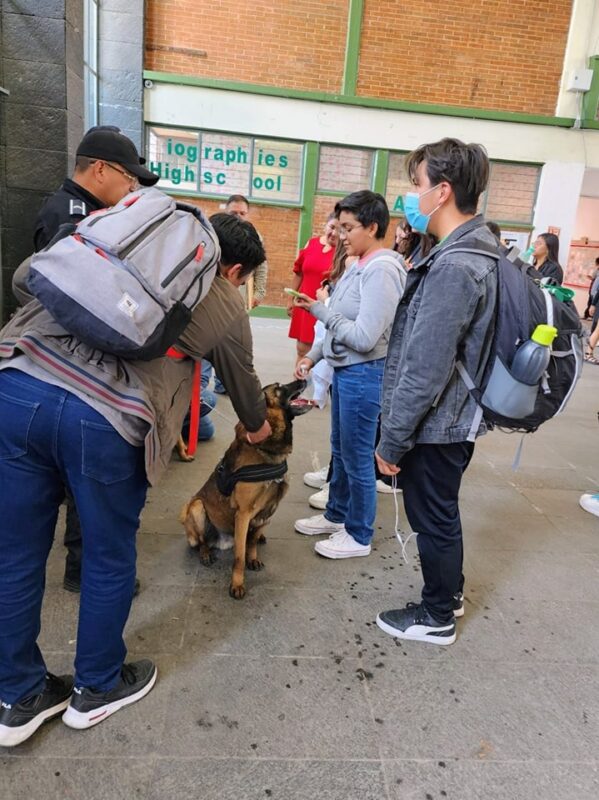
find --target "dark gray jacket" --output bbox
[377,215,498,465]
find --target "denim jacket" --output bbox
[377,215,498,465]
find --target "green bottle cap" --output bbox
[531,324,558,346]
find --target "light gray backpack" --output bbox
[28,187,220,360]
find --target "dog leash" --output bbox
[166,347,201,457]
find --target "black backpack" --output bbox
[442,239,583,440]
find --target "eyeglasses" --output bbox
[339,224,363,237]
[103,161,139,189]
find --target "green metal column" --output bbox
[342,0,364,96]
[582,55,599,127]
[297,141,319,249]
[372,149,389,195]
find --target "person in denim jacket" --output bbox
[292,191,406,559]
[375,138,498,646]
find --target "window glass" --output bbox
[317,145,374,193]
[252,138,303,202]
[484,163,540,224]
[385,153,540,223]
[146,125,304,203]
[199,132,252,196]
[147,127,199,192]
[385,152,411,214]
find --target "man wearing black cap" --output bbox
[31,127,158,594]
[34,126,158,252]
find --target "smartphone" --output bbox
[284,288,303,298]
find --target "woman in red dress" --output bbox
[287,215,338,363]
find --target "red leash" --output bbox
[166,347,201,457]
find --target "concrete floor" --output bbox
[2,317,599,799]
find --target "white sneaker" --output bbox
[580,493,599,517]
[303,466,328,489]
[295,513,345,536]
[309,484,329,510]
[376,479,400,494]
[314,531,371,559]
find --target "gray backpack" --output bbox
[28,188,220,360]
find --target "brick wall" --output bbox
[357,0,573,115]
[145,0,348,94]
[146,0,572,116]
[176,196,301,307]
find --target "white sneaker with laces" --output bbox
[295,513,345,536]
[376,479,400,494]
[309,484,329,510]
[579,493,599,518]
[314,531,371,559]
[303,466,329,489]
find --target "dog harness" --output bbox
[215,457,288,497]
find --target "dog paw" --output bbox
[229,583,246,600]
[199,549,217,566]
[246,559,264,571]
[257,533,267,544]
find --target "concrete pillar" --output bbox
[532,160,586,266]
[0,0,83,323]
[555,0,599,119]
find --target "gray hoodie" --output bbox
[306,248,406,368]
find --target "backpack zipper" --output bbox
[161,242,206,288]
[120,217,168,259]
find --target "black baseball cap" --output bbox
[76,128,159,186]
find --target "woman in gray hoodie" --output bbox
[293,191,406,559]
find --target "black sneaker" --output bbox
[453,592,464,618]
[0,673,73,747]
[62,660,157,730]
[63,575,141,597]
[376,602,456,646]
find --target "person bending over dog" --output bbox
[0,212,269,748]
[20,127,160,595]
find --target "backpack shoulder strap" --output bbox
[440,238,501,261]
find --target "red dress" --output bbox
[288,237,334,344]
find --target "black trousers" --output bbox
[397,442,474,622]
[63,494,82,580]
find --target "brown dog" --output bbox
[179,379,312,598]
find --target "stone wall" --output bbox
[0,0,83,322]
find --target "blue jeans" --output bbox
[201,359,225,394]
[0,369,148,703]
[325,359,384,545]
[181,387,216,442]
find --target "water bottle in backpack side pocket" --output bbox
[510,324,558,385]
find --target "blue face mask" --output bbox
[403,185,441,234]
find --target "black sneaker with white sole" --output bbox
[376,602,456,646]
[453,592,464,618]
[0,673,73,747]
[62,659,157,730]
